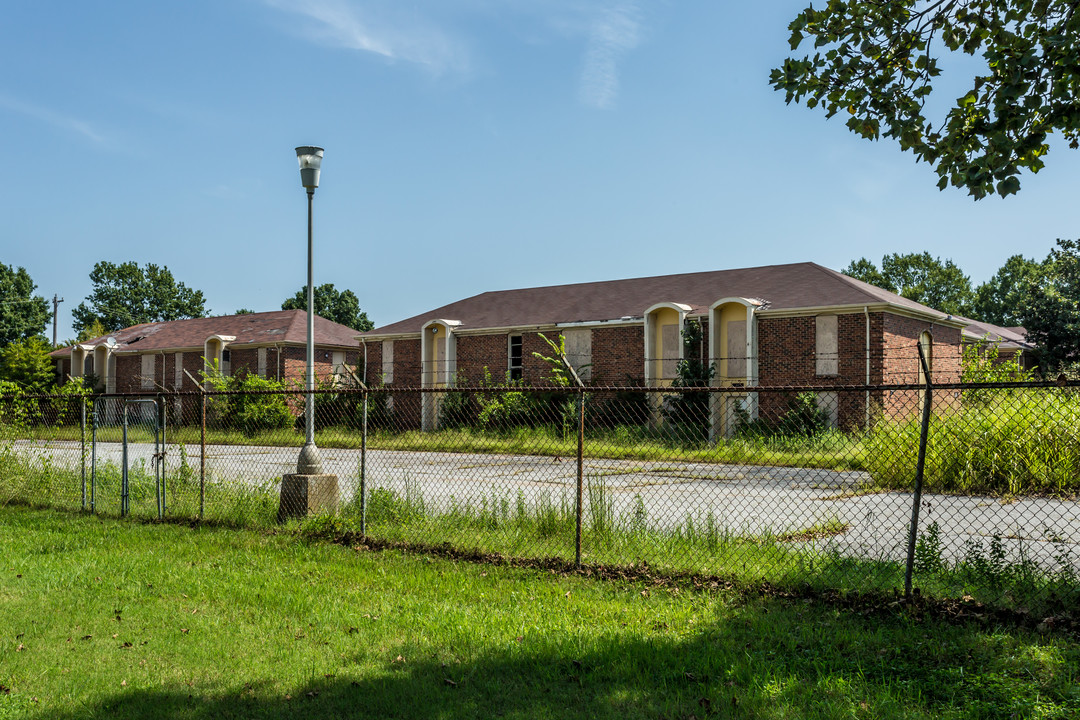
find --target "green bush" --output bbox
[202,363,293,436]
[661,319,714,443]
[736,391,830,439]
[314,385,394,431]
[229,374,293,433]
[434,369,543,432]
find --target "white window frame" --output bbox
[508,335,523,381]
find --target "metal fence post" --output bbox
[199,393,207,521]
[80,397,87,511]
[90,399,97,515]
[904,343,933,598]
[121,403,129,518]
[575,386,584,569]
[360,387,368,536]
[160,396,167,517]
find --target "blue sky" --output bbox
[3,1,1076,341]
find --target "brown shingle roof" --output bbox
[955,317,1032,349]
[50,310,359,357]
[361,262,959,337]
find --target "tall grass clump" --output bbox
[864,387,1080,495]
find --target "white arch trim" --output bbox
[708,297,762,388]
[420,319,460,389]
[643,302,693,387]
[203,335,236,379]
[70,344,94,378]
[420,319,461,432]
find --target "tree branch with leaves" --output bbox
[772,0,1080,199]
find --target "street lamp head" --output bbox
[295,146,324,190]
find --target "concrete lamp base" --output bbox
[278,473,339,522]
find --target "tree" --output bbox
[840,257,886,290]
[842,252,973,315]
[72,262,207,334]
[234,308,255,315]
[281,284,374,332]
[1019,238,1080,370]
[0,336,55,391]
[0,264,50,346]
[771,1,1080,199]
[76,319,107,343]
[972,255,1046,327]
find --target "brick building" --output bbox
[357,262,1027,433]
[51,310,361,406]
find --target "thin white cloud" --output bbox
[0,93,105,144]
[578,2,641,109]
[263,0,468,75]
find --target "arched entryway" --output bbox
[708,298,761,440]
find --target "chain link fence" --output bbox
[2,377,1078,616]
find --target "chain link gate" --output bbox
[91,396,168,519]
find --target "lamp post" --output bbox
[295,146,324,475]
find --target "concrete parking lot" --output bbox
[13,438,1080,570]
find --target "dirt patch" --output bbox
[329,531,1080,639]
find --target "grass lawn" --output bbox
[1,507,1078,719]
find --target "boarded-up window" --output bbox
[727,320,746,378]
[258,348,267,378]
[382,341,394,384]
[333,351,346,384]
[661,324,679,380]
[174,352,184,389]
[815,315,839,376]
[563,329,592,382]
[435,337,447,384]
[141,354,155,389]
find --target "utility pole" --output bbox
[52,294,64,347]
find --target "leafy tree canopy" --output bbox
[1019,238,1080,371]
[971,254,1046,327]
[842,252,973,315]
[72,262,207,334]
[772,1,1080,199]
[282,284,374,332]
[0,336,55,391]
[0,264,50,346]
[76,319,108,343]
[234,308,255,315]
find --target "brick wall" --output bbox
[229,349,258,379]
[879,314,963,418]
[114,356,142,394]
[757,313,886,386]
[880,315,963,384]
[386,338,422,429]
[456,333,509,385]
[360,343,382,386]
[377,313,964,392]
[590,326,645,385]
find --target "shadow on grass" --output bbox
[26,603,1075,720]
